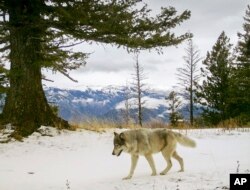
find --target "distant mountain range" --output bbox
[44,86,202,123]
[0,86,202,123]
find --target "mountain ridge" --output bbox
[44,86,201,123]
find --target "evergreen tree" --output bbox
[197,32,233,125]
[0,0,191,136]
[166,91,183,126]
[230,5,250,123]
[176,39,201,126]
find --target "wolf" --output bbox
[112,128,196,180]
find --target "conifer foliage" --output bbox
[166,91,183,126]
[0,0,191,136]
[230,5,250,123]
[197,32,233,125]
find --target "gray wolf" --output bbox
[112,128,196,180]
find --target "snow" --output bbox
[0,128,250,190]
[116,96,165,110]
[116,99,132,109]
[143,96,165,109]
[72,97,94,104]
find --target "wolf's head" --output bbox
[112,132,126,156]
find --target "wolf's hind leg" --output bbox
[145,154,157,176]
[123,155,139,180]
[172,151,184,172]
[160,147,174,175]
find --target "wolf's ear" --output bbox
[114,132,118,136]
[119,132,125,140]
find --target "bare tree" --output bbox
[122,83,132,126]
[131,53,147,126]
[176,39,201,126]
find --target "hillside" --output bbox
[0,127,249,190]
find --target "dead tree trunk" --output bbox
[132,53,146,127]
[176,39,201,126]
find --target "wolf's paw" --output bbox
[178,169,184,172]
[160,171,166,175]
[151,172,157,176]
[122,176,132,180]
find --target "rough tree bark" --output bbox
[2,0,69,136]
[0,0,191,135]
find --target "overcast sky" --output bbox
[43,0,249,91]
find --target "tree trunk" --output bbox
[190,79,194,126]
[190,49,194,126]
[1,0,69,136]
[135,56,143,127]
[190,89,194,126]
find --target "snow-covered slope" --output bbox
[0,128,249,190]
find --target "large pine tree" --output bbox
[230,5,250,123]
[0,0,191,136]
[198,31,233,125]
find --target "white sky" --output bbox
[43,0,249,91]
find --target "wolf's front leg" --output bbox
[123,155,139,180]
[145,154,157,176]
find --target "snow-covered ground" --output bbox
[0,127,250,190]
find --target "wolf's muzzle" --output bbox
[117,150,122,156]
[112,150,123,156]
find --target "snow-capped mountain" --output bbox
[0,86,202,123]
[44,86,201,123]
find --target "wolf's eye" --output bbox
[115,144,120,147]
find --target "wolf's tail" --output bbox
[174,132,196,148]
